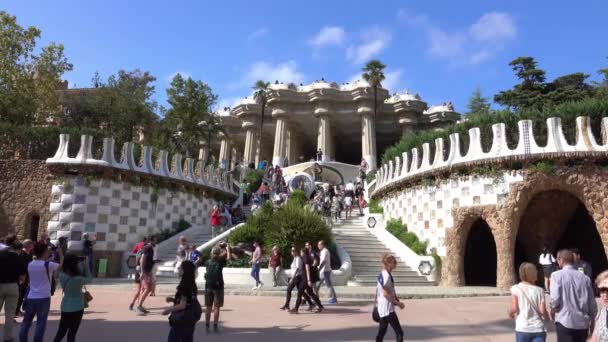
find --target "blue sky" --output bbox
[4,1,607,115]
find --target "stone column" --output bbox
[243,122,258,166]
[286,127,297,166]
[230,146,238,169]
[219,134,230,170]
[361,113,377,170]
[198,140,209,166]
[272,117,287,167]
[317,115,333,162]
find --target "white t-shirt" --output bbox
[319,248,331,273]
[538,253,555,266]
[376,270,395,318]
[510,283,546,333]
[345,183,355,191]
[27,260,59,299]
[344,196,352,206]
[291,256,303,276]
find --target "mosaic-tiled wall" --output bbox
[46,175,214,252]
[380,172,524,256]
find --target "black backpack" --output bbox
[205,259,223,289]
[44,261,56,296]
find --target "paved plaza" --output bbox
[2,287,558,342]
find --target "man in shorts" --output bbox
[204,243,232,331]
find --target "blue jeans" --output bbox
[251,263,261,286]
[515,331,546,342]
[315,271,337,301]
[20,297,51,342]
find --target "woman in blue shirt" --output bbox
[52,253,92,342]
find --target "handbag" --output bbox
[372,276,381,323]
[83,286,93,307]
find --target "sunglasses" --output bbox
[599,287,608,294]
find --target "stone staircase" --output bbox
[333,216,433,286]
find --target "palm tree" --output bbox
[252,80,270,163]
[361,60,386,119]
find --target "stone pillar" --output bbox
[317,115,333,162]
[243,123,258,166]
[361,114,377,170]
[219,135,230,170]
[272,117,287,167]
[230,146,238,169]
[286,127,297,166]
[198,140,209,166]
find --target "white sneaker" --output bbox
[257,283,264,289]
[252,286,258,290]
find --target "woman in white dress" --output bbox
[508,262,549,342]
[591,271,608,342]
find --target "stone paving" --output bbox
[1,286,557,342]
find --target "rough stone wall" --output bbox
[444,166,608,289]
[0,160,53,239]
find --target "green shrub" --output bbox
[385,219,428,255]
[228,200,333,268]
[366,169,377,182]
[243,169,264,194]
[288,190,308,208]
[430,248,442,283]
[528,160,555,175]
[369,198,384,214]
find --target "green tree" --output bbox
[362,60,386,119]
[466,87,491,117]
[494,57,546,111]
[159,73,218,158]
[252,80,270,162]
[0,11,72,125]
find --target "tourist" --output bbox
[175,236,188,273]
[355,182,366,216]
[538,246,556,293]
[280,247,314,312]
[0,237,27,342]
[211,205,222,238]
[315,241,337,304]
[221,202,233,227]
[20,242,62,342]
[16,239,34,317]
[316,149,323,161]
[323,196,333,228]
[375,254,405,342]
[291,247,323,314]
[82,234,95,276]
[233,204,245,224]
[260,182,270,202]
[572,248,593,279]
[344,194,353,219]
[132,237,148,254]
[189,245,202,266]
[52,253,92,342]
[331,195,341,223]
[204,243,232,331]
[250,241,263,289]
[360,158,368,182]
[268,246,282,287]
[162,261,199,341]
[134,243,155,315]
[550,249,597,341]
[508,262,548,342]
[591,270,608,341]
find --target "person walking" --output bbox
[134,244,155,315]
[82,234,94,276]
[508,262,548,342]
[52,253,92,342]
[343,194,353,219]
[204,243,232,331]
[538,246,556,293]
[210,205,222,238]
[280,247,314,312]
[175,236,188,273]
[375,254,405,342]
[291,248,323,314]
[590,271,608,341]
[268,246,282,287]
[550,249,597,342]
[16,239,34,317]
[250,241,263,290]
[0,239,27,342]
[572,248,593,279]
[162,261,200,342]
[315,241,337,304]
[20,242,62,342]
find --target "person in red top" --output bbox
[132,237,148,254]
[210,205,222,238]
[268,246,282,287]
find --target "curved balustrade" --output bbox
[46,134,237,196]
[373,116,608,196]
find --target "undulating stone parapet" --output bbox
[373,116,608,197]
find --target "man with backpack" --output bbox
[204,242,232,331]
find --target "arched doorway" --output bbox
[464,219,497,286]
[28,214,40,241]
[515,190,608,282]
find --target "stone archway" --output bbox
[464,219,497,286]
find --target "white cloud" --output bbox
[309,26,346,47]
[469,12,516,42]
[381,69,404,92]
[240,61,304,86]
[248,28,269,41]
[397,9,516,65]
[346,27,392,64]
[166,71,191,84]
